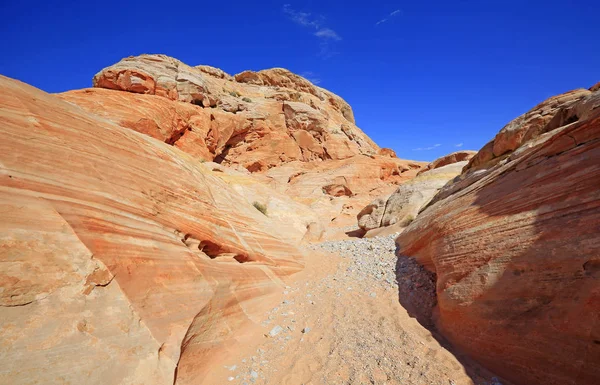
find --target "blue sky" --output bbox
[1,0,598,161]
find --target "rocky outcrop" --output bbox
[357,162,466,231]
[0,75,311,384]
[234,67,356,124]
[202,162,324,243]
[417,150,476,175]
[79,54,378,170]
[396,87,600,385]
[465,88,591,171]
[377,148,397,157]
[57,54,429,230]
[266,156,425,227]
[195,65,234,81]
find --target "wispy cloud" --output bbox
[412,144,441,151]
[300,71,321,84]
[314,28,341,41]
[283,4,341,57]
[283,4,323,28]
[376,9,402,26]
[455,143,464,148]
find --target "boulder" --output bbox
[356,198,387,231]
[357,162,466,231]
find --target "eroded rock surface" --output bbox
[74,54,378,170]
[396,87,600,385]
[417,150,476,175]
[357,162,466,231]
[0,75,309,385]
[465,87,591,171]
[58,55,428,231]
[266,156,425,228]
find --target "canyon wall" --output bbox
[396,85,600,385]
[0,75,308,384]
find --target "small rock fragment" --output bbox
[268,325,283,337]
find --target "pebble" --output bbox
[370,292,377,298]
[268,325,283,337]
[302,327,311,334]
[310,233,401,291]
[228,377,234,381]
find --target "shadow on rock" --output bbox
[394,243,509,385]
[345,228,366,238]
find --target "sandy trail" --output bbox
[209,233,503,385]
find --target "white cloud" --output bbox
[412,143,442,151]
[315,28,341,41]
[376,9,402,26]
[283,5,340,40]
[455,143,464,147]
[283,5,341,57]
[283,4,322,29]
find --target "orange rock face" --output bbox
[416,150,476,175]
[465,88,591,171]
[265,155,425,227]
[77,54,379,171]
[396,88,600,385]
[377,147,397,157]
[57,54,428,229]
[0,75,309,384]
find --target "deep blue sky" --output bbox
[1,1,598,161]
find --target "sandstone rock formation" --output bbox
[396,87,600,385]
[202,162,324,243]
[69,54,378,171]
[58,54,427,228]
[266,156,425,227]
[465,87,592,171]
[357,161,466,231]
[417,150,476,175]
[2,46,597,385]
[0,75,311,385]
